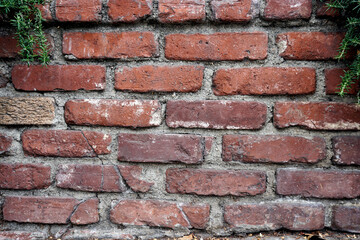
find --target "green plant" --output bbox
[325,0,360,103]
[0,0,50,65]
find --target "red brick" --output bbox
[0,34,53,58]
[63,32,158,59]
[332,136,360,166]
[158,0,205,23]
[166,168,266,196]
[108,0,152,22]
[3,196,99,224]
[264,0,312,20]
[22,129,111,157]
[165,32,268,61]
[36,2,53,21]
[274,102,360,130]
[70,198,99,225]
[277,32,346,60]
[65,99,161,127]
[56,164,126,192]
[55,0,101,22]
[118,133,211,164]
[115,65,203,93]
[118,165,153,192]
[110,200,209,229]
[182,204,210,229]
[0,163,51,190]
[0,232,46,240]
[325,68,359,95]
[12,65,106,91]
[213,67,316,95]
[332,206,360,233]
[223,135,326,163]
[317,0,341,18]
[166,100,267,129]
[211,0,253,22]
[276,169,360,199]
[225,203,325,231]
[0,133,12,155]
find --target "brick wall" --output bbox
[0,0,359,239]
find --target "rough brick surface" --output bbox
[277,32,345,60]
[0,232,46,240]
[115,65,204,93]
[0,35,20,58]
[70,198,100,225]
[317,0,341,18]
[223,135,326,163]
[182,205,210,229]
[166,168,266,196]
[37,2,53,21]
[158,0,205,23]
[325,68,359,95]
[22,129,111,157]
[225,203,325,231]
[108,0,152,22]
[0,97,55,125]
[166,100,267,129]
[118,133,211,164]
[165,32,268,61]
[332,206,360,233]
[110,200,209,229]
[211,0,253,22]
[276,169,360,199]
[12,65,106,91]
[55,0,102,22]
[274,102,360,130]
[0,133,12,155]
[332,136,360,166]
[213,67,316,95]
[0,163,51,190]
[3,196,99,224]
[264,0,312,20]
[63,32,158,59]
[65,99,161,127]
[118,165,153,192]
[56,164,125,192]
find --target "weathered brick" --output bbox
[70,198,99,225]
[317,0,341,18]
[12,65,106,91]
[118,165,153,192]
[225,203,325,231]
[118,133,211,164]
[0,97,55,125]
[63,32,158,59]
[158,0,205,23]
[3,196,99,224]
[166,100,267,129]
[55,0,101,22]
[36,1,53,21]
[22,129,111,157]
[115,65,203,93]
[274,102,360,130]
[165,32,268,61]
[65,99,161,127]
[223,135,326,163]
[110,200,209,229]
[264,0,312,20]
[108,0,152,22]
[166,168,266,196]
[0,163,51,190]
[276,169,360,199]
[213,67,316,95]
[56,164,125,192]
[211,0,253,22]
[332,136,360,166]
[0,231,46,240]
[0,133,12,155]
[0,35,20,58]
[325,68,359,95]
[277,32,346,60]
[332,206,360,233]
